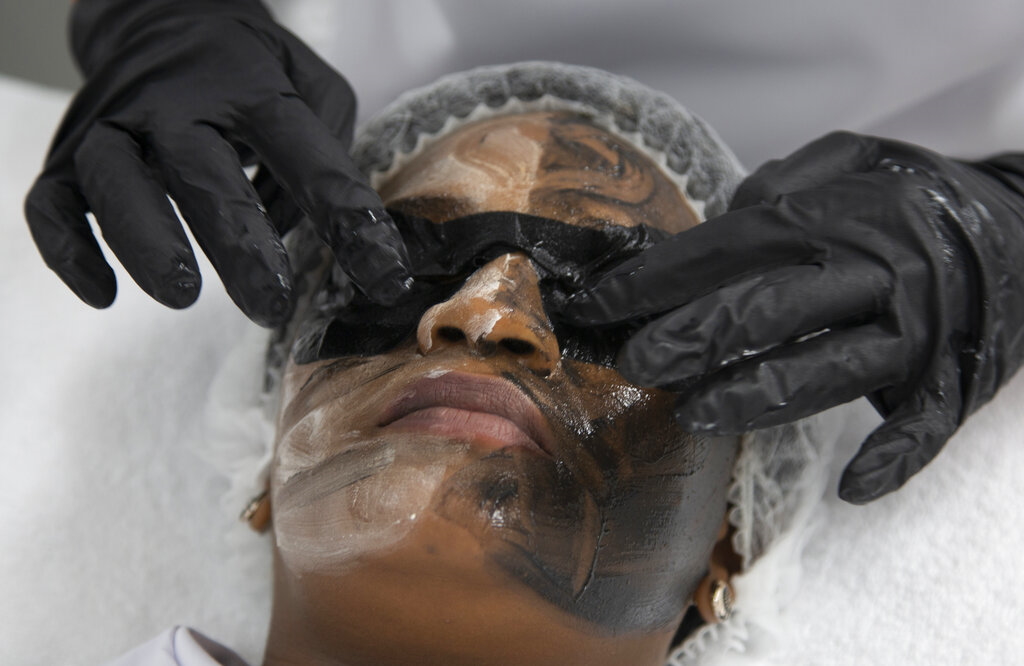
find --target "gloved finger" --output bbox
[838,357,963,504]
[147,122,294,327]
[260,42,356,236]
[565,204,816,324]
[237,95,413,304]
[74,123,201,309]
[618,260,891,385]
[280,33,358,146]
[24,176,117,308]
[671,321,908,434]
[730,131,878,208]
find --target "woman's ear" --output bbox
[694,518,741,623]
[241,488,272,533]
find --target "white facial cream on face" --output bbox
[272,406,471,576]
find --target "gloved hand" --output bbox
[25,0,412,327]
[567,131,1024,503]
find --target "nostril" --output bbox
[438,326,466,342]
[500,338,536,356]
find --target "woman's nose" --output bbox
[416,253,560,375]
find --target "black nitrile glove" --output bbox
[567,131,1024,503]
[25,0,412,327]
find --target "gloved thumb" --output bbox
[839,359,963,505]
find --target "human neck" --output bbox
[261,632,672,666]
[262,528,676,666]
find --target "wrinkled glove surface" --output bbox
[569,131,1024,503]
[25,0,412,327]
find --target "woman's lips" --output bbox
[378,372,555,456]
[384,406,546,454]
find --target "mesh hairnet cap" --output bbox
[202,61,843,666]
[350,61,744,220]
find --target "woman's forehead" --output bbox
[377,111,700,234]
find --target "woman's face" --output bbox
[266,112,738,666]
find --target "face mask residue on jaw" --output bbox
[434,360,729,632]
[290,210,671,368]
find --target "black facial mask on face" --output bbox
[291,210,670,367]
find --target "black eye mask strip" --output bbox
[291,210,670,366]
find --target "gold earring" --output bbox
[695,576,735,624]
[708,579,734,623]
[240,490,271,533]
